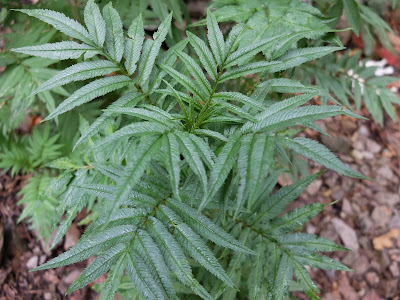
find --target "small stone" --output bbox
[351,149,364,160]
[32,246,41,255]
[332,218,359,251]
[324,293,341,300]
[323,269,336,280]
[389,216,400,229]
[383,148,394,158]
[342,119,358,133]
[366,139,382,153]
[39,255,47,265]
[377,165,394,181]
[331,187,345,201]
[43,270,60,285]
[44,292,54,300]
[371,206,392,228]
[278,173,293,186]
[352,138,365,151]
[321,135,351,154]
[341,250,358,267]
[41,230,61,255]
[389,249,400,262]
[69,290,85,300]
[358,125,369,136]
[362,291,380,300]
[320,225,338,241]
[341,198,353,215]
[365,271,380,286]
[26,256,38,270]
[306,179,322,195]
[359,216,374,233]
[325,172,339,188]
[306,224,316,234]
[377,192,400,206]
[370,260,382,272]
[389,262,400,277]
[382,249,392,268]
[57,282,68,295]
[64,224,80,251]
[338,274,358,300]
[64,269,81,285]
[353,255,369,275]
[359,236,372,250]
[339,154,354,163]
[361,151,374,160]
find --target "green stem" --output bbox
[225,213,275,242]
[134,83,153,105]
[193,64,224,129]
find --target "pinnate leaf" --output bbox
[126,250,169,300]
[253,172,321,224]
[15,9,92,44]
[124,14,145,75]
[163,133,181,198]
[84,0,106,47]
[201,131,241,210]
[159,205,234,287]
[67,243,126,293]
[174,131,208,196]
[44,75,131,120]
[187,31,218,81]
[12,42,96,60]
[279,137,368,179]
[175,49,211,96]
[109,136,162,225]
[99,254,126,300]
[138,13,172,87]
[250,105,356,133]
[33,61,119,95]
[94,122,169,149]
[167,198,255,254]
[103,3,124,62]
[206,9,225,66]
[160,64,206,102]
[147,217,213,300]
[33,225,136,270]
[134,230,177,299]
[74,92,143,150]
[343,0,361,35]
[278,233,349,252]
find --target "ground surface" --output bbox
[0,173,95,300]
[297,111,400,300]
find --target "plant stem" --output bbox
[193,64,224,129]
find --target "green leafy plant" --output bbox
[17,172,58,238]
[205,0,400,124]
[0,123,72,239]
[296,49,400,125]
[0,1,78,135]
[3,0,387,299]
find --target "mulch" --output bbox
[0,174,97,300]
[295,110,400,300]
